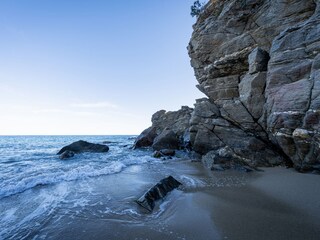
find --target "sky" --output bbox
[0,0,204,135]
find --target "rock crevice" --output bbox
[135,0,319,172]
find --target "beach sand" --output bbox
[33,160,320,240]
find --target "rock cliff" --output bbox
[135,0,320,172]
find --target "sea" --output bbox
[0,135,200,240]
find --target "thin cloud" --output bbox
[32,108,95,116]
[70,101,118,109]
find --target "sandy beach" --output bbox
[21,159,319,240]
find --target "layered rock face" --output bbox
[136,0,319,171]
[188,0,319,170]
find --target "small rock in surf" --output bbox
[136,176,182,212]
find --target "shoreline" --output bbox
[49,161,320,239]
[198,166,320,240]
[3,158,319,240]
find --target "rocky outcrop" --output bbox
[186,0,319,171]
[133,106,193,150]
[152,129,180,151]
[133,127,157,149]
[57,140,109,155]
[136,0,319,171]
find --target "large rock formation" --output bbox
[137,0,320,172]
[133,106,193,150]
[188,0,319,171]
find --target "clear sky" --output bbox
[0,0,204,135]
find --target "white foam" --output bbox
[0,183,68,239]
[179,175,206,188]
[0,161,126,199]
[1,207,18,223]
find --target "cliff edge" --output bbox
[135,0,320,172]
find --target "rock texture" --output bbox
[137,0,319,171]
[59,150,75,160]
[187,0,319,171]
[136,176,182,212]
[133,106,193,150]
[57,140,109,155]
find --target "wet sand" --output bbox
[199,167,320,240]
[32,160,320,240]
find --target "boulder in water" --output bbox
[57,140,109,155]
[59,150,75,159]
[136,176,182,212]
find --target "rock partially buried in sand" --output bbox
[57,140,109,155]
[59,150,75,159]
[136,176,182,212]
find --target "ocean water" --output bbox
[0,135,196,240]
[0,136,149,239]
[0,136,145,199]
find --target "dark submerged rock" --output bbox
[59,150,75,159]
[136,176,182,212]
[153,151,162,158]
[160,149,175,156]
[57,140,109,155]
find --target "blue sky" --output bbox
[0,0,204,135]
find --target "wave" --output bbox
[0,161,126,199]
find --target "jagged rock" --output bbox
[139,0,319,171]
[152,129,180,151]
[187,0,319,170]
[57,140,109,155]
[59,150,75,159]
[133,127,157,149]
[136,176,182,212]
[265,3,320,170]
[189,97,281,166]
[134,106,193,149]
[239,72,267,119]
[151,106,193,136]
[248,48,270,74]
[192,128,223,154]
[202,147,258,172]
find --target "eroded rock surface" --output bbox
[137,0,319,171]
[133,106,193,150]
[136,176,182,212]
[187,0,319,171]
